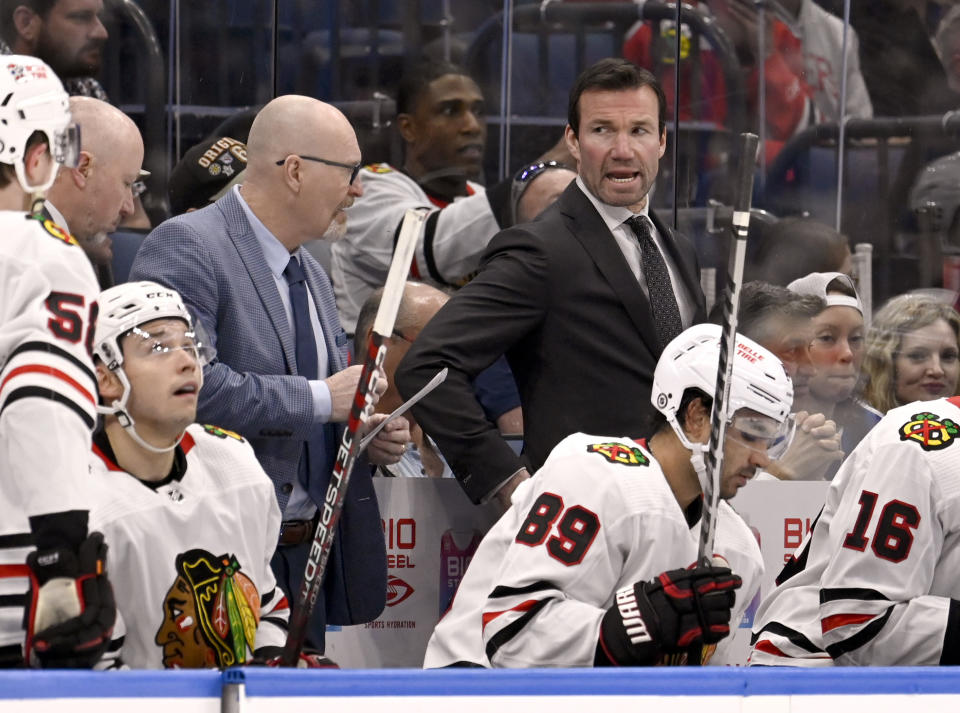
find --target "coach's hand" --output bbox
[26,531,116,668]
[596,564,741,666]
[325,365,387,422]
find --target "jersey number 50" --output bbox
[514,492,600,566]
[46,292,98,359]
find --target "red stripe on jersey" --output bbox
[821,612,875,634]
[753,639,789,657]
[180,431,196,455]
[2,364,95,406]
[481,598,541,632]
[948,396,960,409]
[91,442,124,472]
[0,564,30,578]
[272,595,289,612]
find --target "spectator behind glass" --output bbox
[0,0,109,100]
[862,293,960,413]
[788,272,881,477]
[745,216,852,286]
[711,280,843,481]
[933,5,960,109]
[622,0,872,160]
[332,59,571,335]
[44,96,144,287]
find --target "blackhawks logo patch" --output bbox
[364,162,393,173]
[899,412,959,451]
[156,549,260,669]
[202,424,245,442]
[27,214,78,246]
[587,442,649,466]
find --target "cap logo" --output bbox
[197,137,247,177]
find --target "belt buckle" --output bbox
[280,520,309,546]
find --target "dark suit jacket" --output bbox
[129,188,386,624]
[395,182,705,503]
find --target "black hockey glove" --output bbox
[25,531,116,668]
[596,564,741,666]
[251,646,340,668]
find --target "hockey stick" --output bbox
[686,133,758,667]
[281,207,428,665]
[697,132,760,566]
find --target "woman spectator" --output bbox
[862,294,960,413]
[788,272,881,478]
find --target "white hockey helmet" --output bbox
[651,323,794,458]
[0,56,80,193]
[94,281,214,453]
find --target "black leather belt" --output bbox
[278,519,315,547]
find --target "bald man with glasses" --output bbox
[129,95,409,654]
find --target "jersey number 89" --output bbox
[514,492,600,566]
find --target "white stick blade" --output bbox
[373,208,427,337]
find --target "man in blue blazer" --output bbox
[130,96,408,652]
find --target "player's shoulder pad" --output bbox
[25,213,79,247]
[363,162,394,174]
[198,423,246,443]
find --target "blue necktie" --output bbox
[283,256,324,496]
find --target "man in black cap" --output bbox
[168,136,248,216]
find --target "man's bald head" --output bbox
[46,97,143,258]
[70,96,141,159]
[245,95,357,176]
[239,95,364,251]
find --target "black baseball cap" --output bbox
[168,136,248,215]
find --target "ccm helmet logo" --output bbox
[145,291,175,299]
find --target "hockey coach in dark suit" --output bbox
[396,58,706,509]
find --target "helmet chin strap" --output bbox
[666,414,711,493]
[96,366,186,454]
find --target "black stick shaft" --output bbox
[687,133,759,667]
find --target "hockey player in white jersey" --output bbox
[424,323,795,667]
[0,55,114,668]
[330,60,572,334]
[750,396,960,666]
[89,281,325,668]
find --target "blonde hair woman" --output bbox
[862,294,960,413]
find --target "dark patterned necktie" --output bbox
[626,215,683,348]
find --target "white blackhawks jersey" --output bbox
[0,211,99,662]
[424,432,763,668]
[88,423,289,669]
[750,397,960,667]
[331,163,500,333]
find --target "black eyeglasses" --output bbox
[275,155,362,184]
